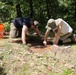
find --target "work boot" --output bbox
[71,34,76,43]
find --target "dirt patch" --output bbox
[0,35,76,75]
[29,46,47,53]
[29,44,74,59]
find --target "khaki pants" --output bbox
[9,23,22,38]
[9,23,17,38]
[60,33,72,43]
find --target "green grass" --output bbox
[4,22,10,32]
[62,69,72,75]
[0,36,76,75]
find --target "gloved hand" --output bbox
[43,40,47,46]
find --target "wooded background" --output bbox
[0,0,76,33]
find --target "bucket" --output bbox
[0,23,4,38]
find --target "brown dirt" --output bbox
[0,35,76,75]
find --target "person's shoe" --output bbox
[71,34,76,43]
[58,40,63,45]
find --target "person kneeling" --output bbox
[43,18,76,46]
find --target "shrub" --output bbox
[4,22,10,32]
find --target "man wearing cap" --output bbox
[43,18,75,45]
[9,17,41,44]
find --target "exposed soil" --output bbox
[0,34,76,75]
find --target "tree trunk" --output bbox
[46,0,50,19]
[29,0,33,18]
[16,3,22,17]
[75,6,76,17]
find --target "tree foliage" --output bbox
[0,0,76,32]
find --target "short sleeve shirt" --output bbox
[11,17,32,29]
[55,19,73,36]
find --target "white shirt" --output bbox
[55,18,73,36]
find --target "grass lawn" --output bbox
[0,35,76,75]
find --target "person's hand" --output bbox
[53,44,59,48]
[43,40,47,46]
[23,41,26,45]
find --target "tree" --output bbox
[16,3,22,17]
[29,0,33,18]
[0,0,76,32]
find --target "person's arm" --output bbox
[35,26,41,37]
[53,19,62,45]
[22,25,28,44]
[43,29,50,45]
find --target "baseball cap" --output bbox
[47,19,56,30]
[34,20,39,26]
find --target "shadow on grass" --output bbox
[26,36,53,47]
[8,34,76,47]
[0,67,6,75]
[62,42,76,46]
[3,36,9,39]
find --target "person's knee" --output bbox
[9,33,16,38]
[9,29,17,38]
